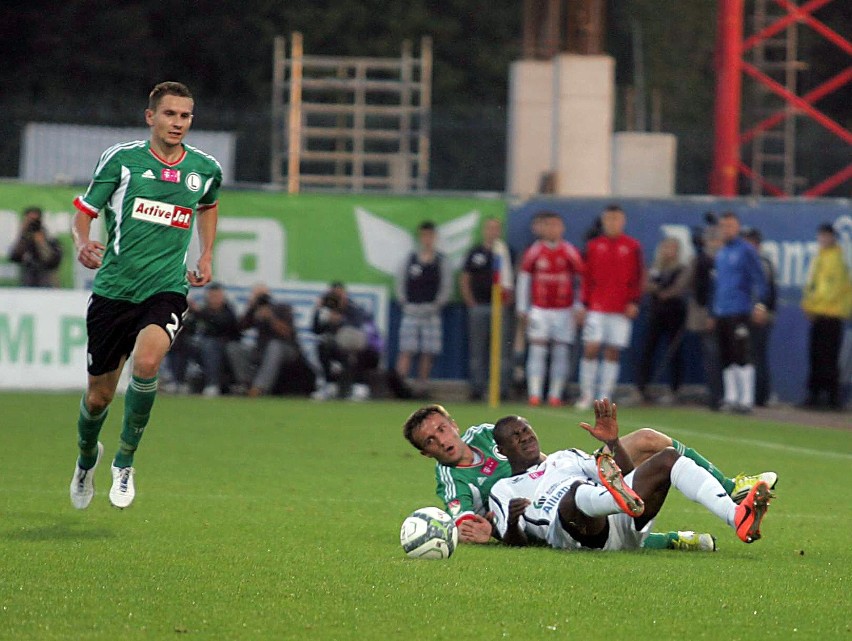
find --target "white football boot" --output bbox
[70,441,104,509]
[109,464,136,509]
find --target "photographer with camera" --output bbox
[226,284,303,397]
[8,206,63,287]
[312,282,381,400]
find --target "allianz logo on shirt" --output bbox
[131,197,192,230]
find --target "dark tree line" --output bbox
[1,1,848,191]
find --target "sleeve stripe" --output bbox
[73,196,99,219]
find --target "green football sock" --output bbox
[113,375,158,468]
[643,532,678,550]
[77,395,109,469]
[670,438,735,495]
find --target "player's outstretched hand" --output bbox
[458,513,494,544]
[578,398,619,444]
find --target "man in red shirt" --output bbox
[516,212,585,406]
[576,205,644,409]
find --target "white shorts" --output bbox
[546,472,652,551]
[526,307,576,344]
[582,311,632,349]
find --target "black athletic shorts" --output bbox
[86,292,188,376]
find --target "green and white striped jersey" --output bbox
[435,423,511,525]
[74,140,222,303]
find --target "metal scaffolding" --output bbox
[271,33,432,193]
[711,0,851,197]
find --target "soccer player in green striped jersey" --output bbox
[69,81,222,510]
[403,404,776,549]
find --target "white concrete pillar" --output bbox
[506,60,554,197]
[612,132,677,197]
[551,54,614,196]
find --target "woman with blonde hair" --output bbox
[637,236,689,404]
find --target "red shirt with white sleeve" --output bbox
[582,234,644,313]
[517,240,585,310]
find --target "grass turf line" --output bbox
[0,393,848,640]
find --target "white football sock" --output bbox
[579,358,598,400]
[548,343,570,401]
[574,482,620,517]
[527,343,547,398]
[739,364,755,408]
[600,359,620,401]
[670,456,736,527]
[722,366,738,405]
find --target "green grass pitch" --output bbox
[0,392,849,640]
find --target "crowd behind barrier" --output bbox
[3,197,851,409]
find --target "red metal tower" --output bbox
[711,0,851,197]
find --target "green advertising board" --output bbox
[0,183,506,293]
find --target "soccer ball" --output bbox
[399,507,458,559]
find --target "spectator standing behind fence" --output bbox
[686,224,724,410]
[395,221,452,394]
[636,237,689,405]
[8,206,63,287]
[192,282,241,397]
[801,222,852,410]
[516,212,584,407]
[227,284,300,398]
[312,282,381,401]
[742,227,778,407]
[575,204,644,410]
[712,212,770,414]
[460,217,514,401]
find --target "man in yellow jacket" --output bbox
[801,222,852,410]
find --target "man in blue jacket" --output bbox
[711,212,770,413]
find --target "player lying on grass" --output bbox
[488,399,773,550]
[403,404,776,547]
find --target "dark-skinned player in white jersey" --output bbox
[403,404,776,549]
[488,399,773,550]
[70,81,222,509]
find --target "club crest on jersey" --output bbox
[447,499,461,516]
[132,198,192,230]
[185,172,202,192]
[482,457,499,476]
[160,168,181,183]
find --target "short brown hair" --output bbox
[148,81,193,112]
[402,404,451,450]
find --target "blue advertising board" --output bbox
[506,197,852,403]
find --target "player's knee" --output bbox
[634,428,669,453]
[653,447,680,472]
[132,352,164,378]
[603,346,620,361]
[584,343,600,359]
[85,388,113,414]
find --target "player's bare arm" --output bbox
[502,497,531,547]
[189,203,218,286]
[71,211,104,269]
[578,398,635,474]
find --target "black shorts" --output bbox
[716,314,751,368]
[86,292,188,376]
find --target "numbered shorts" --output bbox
[526,307,577,344]
[546,472,653,551]
[86,292,188,376]
[581,311,633,349]
[399,311,443,355]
